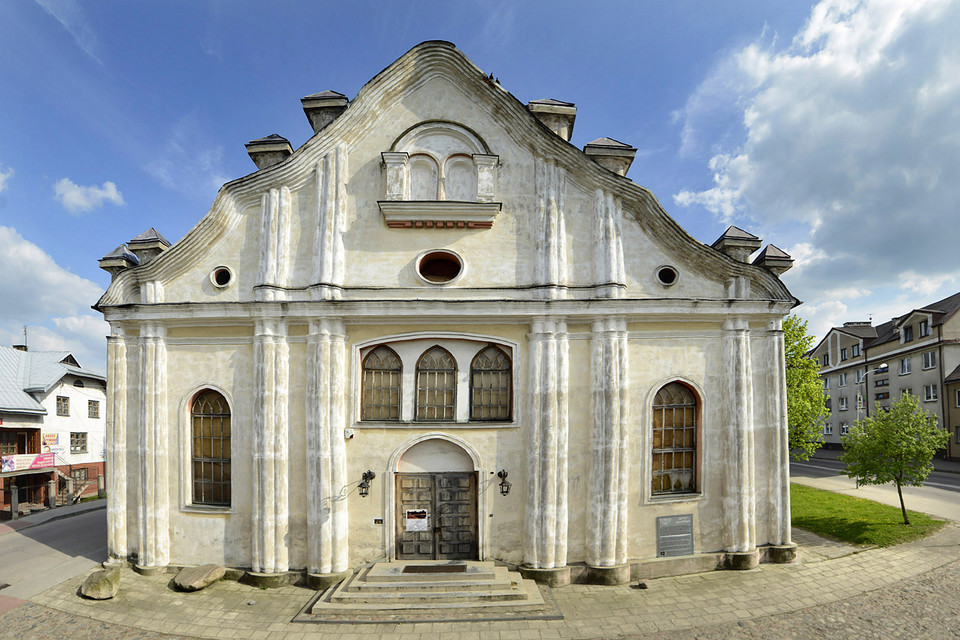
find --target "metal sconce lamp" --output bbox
[358,470,376,498]
[497,469,511,496]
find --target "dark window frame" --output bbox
[651,382,699,496]
[415,346,457,422]
[191,389,232,507]
[469,344,512,422]
[360,345,403,421]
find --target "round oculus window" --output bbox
[417,250,463,284]
[656,265,678,287]
[210,266,233,288]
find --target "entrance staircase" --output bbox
[303,560,561,622]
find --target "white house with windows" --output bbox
[95,41,797,585]
[1,345,106,517]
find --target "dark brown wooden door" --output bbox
[395,472,477,560]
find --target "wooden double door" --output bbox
[395,472,478,560]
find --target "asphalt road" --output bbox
[0,509,106,603]
[790,457,960,521]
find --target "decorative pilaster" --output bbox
[252,318,290,574]
[534,158,567,299]
[256,186,293,301]
[587,317,630,571]
[312,144,348,300]
[137,322,169,568]
[593,190,625,298]
[306,318,350,576]
[769,318,792,547]
[106,325,129,561]
[721,318,757,558]
[523,319,570,571]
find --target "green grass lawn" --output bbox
[791,483,946,547]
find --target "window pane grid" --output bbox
[652,384,697,495]
[192,391,231,506]
[361,347,402,421]
[416,347,456,421]
[470,346,512,421]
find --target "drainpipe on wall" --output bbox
[938,323,948,459]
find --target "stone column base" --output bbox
[241,571,291,589]
[133,564,168,576]
[765,543,798,564]
[584,564,631,585]
[723,549,759,571]
[306,570,351,590]
[519,565,571,587]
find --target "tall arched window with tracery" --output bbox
[362,346,402,421]
[651,382,698,495]
[416,346,457,421]
[191,390,231,506]
[470,345,512,421]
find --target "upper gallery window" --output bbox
[919,320,930,337]
[361,346,402,421]
[191,390,231,507]
[470,345,512,421]
[56,396,70,416]
[416,346,457,422]
[651,382,698,496]
[852,344,860,356]
[88,400,100,419]
[821,353,830,367]
[903,326,914,342]
[360,340,514,424]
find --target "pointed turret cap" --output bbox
[301,90,349,134]
[752,244,794,276]
[98,243,139,281]
[711,225,762,263]
[127,228,171,266]
[583,137,637,176]
[245,133,293,170]
[528,99,577,141]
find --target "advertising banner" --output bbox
[0,452,55,474]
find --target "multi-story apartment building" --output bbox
[810,292,960,459]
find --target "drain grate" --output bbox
[401,565,467,574]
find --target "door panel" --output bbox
[396,472,477,560]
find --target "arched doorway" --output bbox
[395,438,478,560]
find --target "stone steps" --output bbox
[308,560,548,614]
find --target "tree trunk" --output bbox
[896,481,910,525]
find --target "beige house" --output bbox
[96,41,797,586]
[811,291,960,459]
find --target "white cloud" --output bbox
[34,0,104,65]
[0,226,107,370]
[53,178,124,214]
[675,0,960,323]
[0,165,12,193]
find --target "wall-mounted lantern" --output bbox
[358,470,376,498]
[497,469,511,496]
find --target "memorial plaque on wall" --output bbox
[657,514,694,557]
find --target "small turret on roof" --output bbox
[245,133,293,170]
[583,137,637,176]
[98,244,139,281]
[752,244,794,276]
[127,228,171,266]
[711,225,762,263]
[301,90,349,134]
[527,98,577,142]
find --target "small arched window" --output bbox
[416,346,457,421]
[470,345,512,421]
[191,390,231,506]
[651,382,698,496]
[362,346,402,421]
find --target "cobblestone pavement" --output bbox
[2,524,959,639]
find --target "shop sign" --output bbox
[1,452,55,474]
[405,509,429,531]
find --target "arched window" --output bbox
[470,345,512,421]
[191,390,231,506]
[416,346,457,421]
[362,346,402,421]
[651,382,698,495]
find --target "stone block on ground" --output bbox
[174,564,226,592]
[80,567,120,600]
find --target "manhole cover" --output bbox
[401,565,466,574]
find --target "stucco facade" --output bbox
[96,42,797,584]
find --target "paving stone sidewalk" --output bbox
[4,523,960,639]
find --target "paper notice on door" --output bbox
[405,509,428,531]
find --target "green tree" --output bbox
[784,315,828,460]
[840,393,949,525]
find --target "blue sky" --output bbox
[1,0,958,371]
